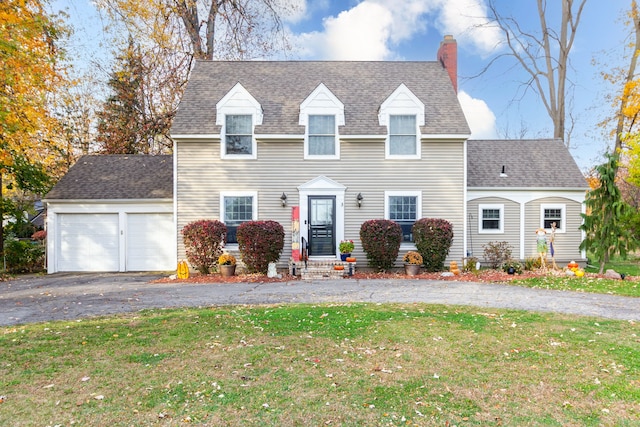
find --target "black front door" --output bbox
[308,196,336,256]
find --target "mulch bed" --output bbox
[152,268,593,284]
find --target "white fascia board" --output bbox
[171,134,219,140]
[255,134,303,141]
[422,134,471,140]
[467,189,586,204]
[340,135,386,140]
[45,199,173,207]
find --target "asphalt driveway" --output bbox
[1,273,639,326]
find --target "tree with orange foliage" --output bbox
[0,0,69,252]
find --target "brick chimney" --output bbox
[437,35,458,93]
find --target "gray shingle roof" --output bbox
[171,61,471,136]
[467,139,588,189]
[45,155,173,200]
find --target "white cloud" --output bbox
[457,91,497,139]
[436,0,502,55]
[292,0,502,60]
[300,2,394,60]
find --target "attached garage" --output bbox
[44,155,175,273]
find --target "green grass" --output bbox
[1,304,639,426]
[510,275,640,297]
[584,254,640,277]
[505,254,640,297]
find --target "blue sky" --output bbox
[52,0,632,170]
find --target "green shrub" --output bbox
[412,218,454,272]
[502,259,523,274]
[483,241,512,269]
[182,219,227,274]
[4,238,44,273]
[359,219,402,272]
[237,220,284,274]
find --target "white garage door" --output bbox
[126,213,174,271]
[57,213,119,272]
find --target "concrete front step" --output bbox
[289,260,356,280]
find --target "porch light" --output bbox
[280,192,287,207]
[357,193,363,207]
[500,165,508,178]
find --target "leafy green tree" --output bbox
[580,153,637,273]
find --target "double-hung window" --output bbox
[221,192,257,244]
[541,204,565,231]
[224,115,253,156]
[308,115,336,156]
[479,204,503,233]
[389,115,417,156]
[386,191,422,243]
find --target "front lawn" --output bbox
[1,304,638,426]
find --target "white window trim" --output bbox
[216,83,262,160]
[299,83,344,160]
[379,84,424,160]
[478,204,504,234]
[540,203,566,233]
[303,115,340,160]
[220,191,258,247]
[221,114,257,159]
[384,190,422,248]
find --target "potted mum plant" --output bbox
[218,253,237,277]
[403,251,423,276]
[339,239,355,261]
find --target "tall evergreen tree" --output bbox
[95,39,172,154]
[580,153,637,273]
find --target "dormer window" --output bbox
[216,83,262,159]
[225,115,253,155]
[379,84,424,159]
[300,83,344,159]
[308,115,336,156]
[389,115,417,156]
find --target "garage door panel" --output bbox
[127,213,174,271]
[58,214,119,272]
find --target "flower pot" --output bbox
[220,264,236,277]
[404,264,420,276]
[340,253,351,261]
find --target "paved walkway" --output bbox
[1,273,638,326]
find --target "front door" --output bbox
[308,196,336,256]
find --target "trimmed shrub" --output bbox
[412,218,454,272]
[182,219,227,274]
[237,220,284,274]
[359,219,402,272]
[4,238,44,273]
[483,241,512,269]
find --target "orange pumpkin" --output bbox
[346,257,356,262]
[567,260,579,269]
[334,265,345,271]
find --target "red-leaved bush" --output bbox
[236,220,284,273]
[413,218,454,272]
[359,219,402,271]
[182,219,227,274]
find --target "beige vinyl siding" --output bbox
[525,197,584,262]
[468,197,520,261]
[176,138,465,268]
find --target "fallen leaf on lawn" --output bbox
[94,395,104,400]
